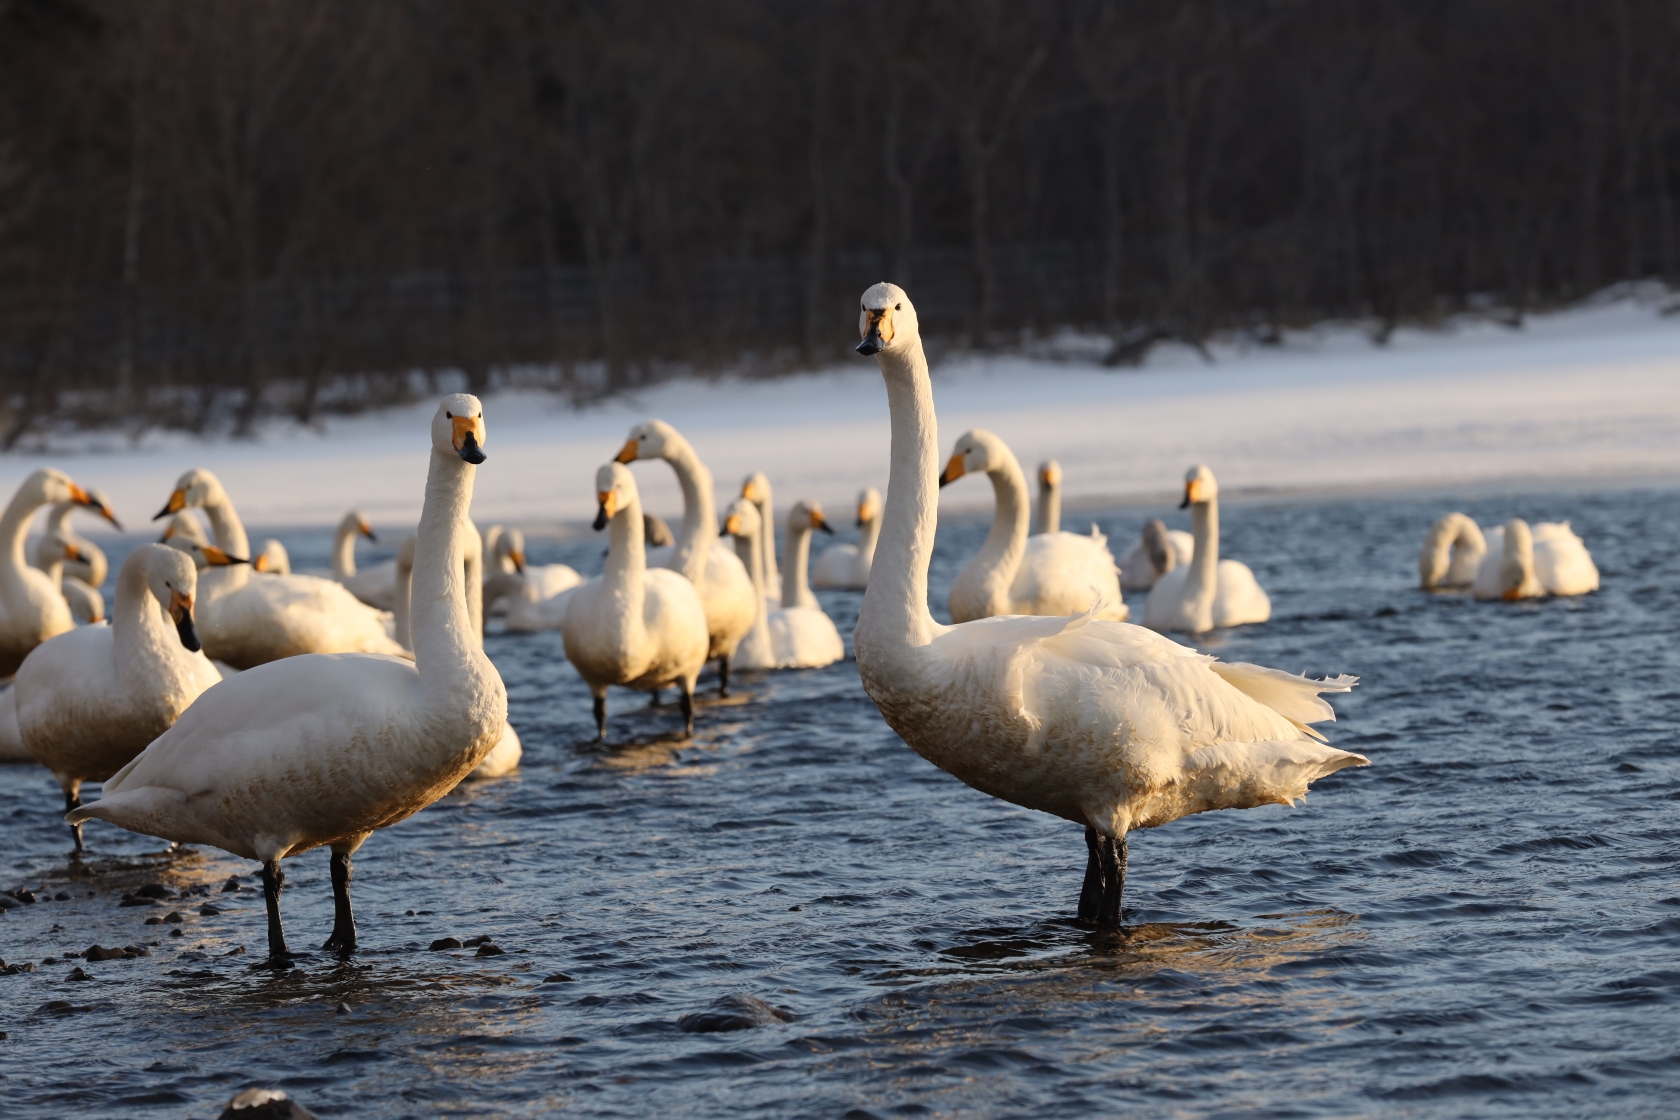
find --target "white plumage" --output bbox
[1472,518,1598,600]
[1143,465,1271,633]
[812,487,881,590]
[723,498,844,670]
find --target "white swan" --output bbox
[38,532,104,624]
[741,472,780,599]
[34,490,120,618]
[152,468,407,668]
[332,511,398,610]
[723,498,844,670]
[483,526,581,608]
[851,282,1366,924]
[252,538,291,574]
[615,421,755,695]
[562,463,709,738]
[1472,518,1599,600]
[1034,460,1061,535]
[1419,512,1487,590]
[1143,466,1271,633]
[483,568,581,632]
[1119,519,1196,591]
[940,429,1128,623]
[0,469,110,675]
[812,488,881,590]
[70,394,508,963]
[18,544,221,849]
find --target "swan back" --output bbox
[1419,512,1487,589]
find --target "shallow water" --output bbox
[3,486,1678,1118]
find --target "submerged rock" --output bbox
[676,994,796,1033]
[428,937,462,951]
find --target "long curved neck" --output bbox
[201,491,250,558]
[44,503,73,536]
[972,457,1030,608]
[113,557,176,684]
[734,526,772,649]
[665,443,714,584]
[410,450,477,682]
[782,521,813,609]
[757,489,779,591]
[605,496,648,637]
[0,486,45,602]
[857,511,881,563]
[82,541,107,588]
[1034,480,1060,535]
[858,340,939,651]
[1187,497,1219,605]
[331,517,358,579]
[394,545,413,651]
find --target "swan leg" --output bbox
[592,693,607,740]
[717,654,731,698]
[63,780,84,853]
[678,681,694,739]
[322,848,357,955]
[648,689,661,708]
[1078,827,1126,927]
[261,859,293,965]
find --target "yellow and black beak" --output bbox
[202,545,249,567]
[252,553,271,572]
[153,488,187,521]
[856,503,868,528]
[450,413,487,464]
[614,439,640,464]
[811,510,834,535]
[167,587,201,653]
[63,543,85,563]
[594,490,618,531]
[509,549,526,575]
[1180,479,1204,509]
[938,454,967,488]
[723,513,742,537]
[359,519,377,543]
[857,307,894,356]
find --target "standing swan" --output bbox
[70,395,507,964]
[333,510,398,610]
[1143,466,1271,633]
[812,488,882,590]
[614,421,755,695]
[851,282,1365,924]
[561,463,709,739]
[0,469,110,675]
[723,498,845,670]
[1034,461,1062,535]
[1419,512,1487,590]
[18,545,221,850]
[940,429,1127,623]
[1472,518,1598,600]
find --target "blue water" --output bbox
[1,485,1677,1118]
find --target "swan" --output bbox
[940,429,1128,623]
[34,489,120,617]
[483,526,581,608]
[0,469,111,676]
[741,472,780,599]
[1419,512,1488,590]
[723,498,844,669]
[252,539,291,574]
[561,462,709,739]
[332,511,398,610]
[812,488,882,590]
[851,281,1366,925]
[484,568,581,632]
[18,544,222,850]
[643,512,675,549]
[1119,519,1196,591]
[1472,518,1598,600]
[615,421,755,695]
[1034,460,1061,535]
[69,394,508,964]
[151,468,407,668]
[1143,466,1271,633]
[37,532,104,624]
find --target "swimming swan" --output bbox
[615,421,755,695]
[1034,460,1062,535]
[70,395,508,964]
[18,544,221,849]
[812,488,881,590]
[483,526,581,611]
[333,511,399,610]
[851,282,1366,925]
[1143,466,1271,633]
[252,539,291,575]
[0,469,111,676]
[741,472,780,600]
[940,429,1128,623]
[1419,512,1487,590]
[561,462,709,739]
[1119,519,1196,591]
[152,468,407,668]
[1472,518,1598,600]
[724,498,844,670]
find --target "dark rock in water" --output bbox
[134,883,173,899]
[54,892,68,901]
[163,911,185,924]
[226,946,246,956]
[65,967,92,981]
[124,946,152,958]
[334,1001,351,1015]
[35,1000,82,1015]
[428,937,462,951]
[475,943,505,957]
[463,935,493,948]
[223,877,242,893]
[145,916,163,925]
[0,895,19,910]
[199,904,223,916]
[542,974,576,984]
[169,929,184,938]
[85,945,127,962]
[218,1087,320,1119]
[676,994,797,1033]
[119,896,160,908]
[7,887,36,903]
[5,963,36,974]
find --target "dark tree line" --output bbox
[2,0,1678,441]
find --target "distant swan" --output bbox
[812,488,881,590]
[1034,460,1062,535]
[252,539,291,574]
[1472,518,1599,600]
[851,281,1366,926]
[940,429,1127,623]
[33,489,120,620]
[39,532,104,624]
[1419,512,1487,589]
[724,498,844,669]
[741,472,780,600]
[1119,519,1195,591]
[1143,465,1271,633]
[333,511,398,610]
[0,469,110,676]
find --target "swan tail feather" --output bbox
[65,784,187,827]
[1181,739,1370,811]
[1209,662,1358,727]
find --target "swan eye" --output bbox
[895,303,901,310]
[445,411,453,418]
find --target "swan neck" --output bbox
[734,524,771,648]
[1034,481,1060,535]
[83,542,107,588]
[201,493,250,559]
[757,489,779,590]
[393,548,412,651]
[971,456,1029,611]
[331,517,358,579]
[858,340,938,650]
[604,496,647,628]
[409,450,478,678]
[113,554,175,677]
[1188,497,1218,597]
[857,509,881,562]
[782,521,813,609]
[666,444,713,584]
[0,485,45,600]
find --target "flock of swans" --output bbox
[0,282,1603,965]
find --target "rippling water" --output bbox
[3,485,1678,1118]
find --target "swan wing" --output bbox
[1207,661,1356,739]
[811,542,860,588]
[1211,560,1271,627]
[1117,538,1154,590]
[767,605,844,668]
[1470,525,1506,599]
[1532,523,1599,595]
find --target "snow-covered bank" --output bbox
[6,296,1680,533]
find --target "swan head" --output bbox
[41,531,86,567]
[159,512,210,548]
[83,488,122,529]
[616,419,684,465]
[26,469,106,519]
[344,510,377,544]
[435,394,487,463]
[1180,464,1218,508]
[939,428,1009,487]
[856,283,918,357]
[1038,460,1062,490]
[153,468,229,521]
[741,471,773,506]
[138,543,205,653]
[1499,517,1536,600]
[857,487,882,527]
[721,496,760,540]
[495,527,527,573]
[594,462,639,531]
[790,499,834,535]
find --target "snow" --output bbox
[6,294,1680,536]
